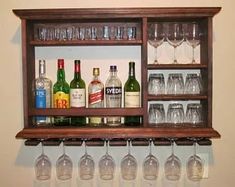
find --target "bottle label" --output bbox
[36,89,46,108]
[53,91,70,108]
[89,90,104,105]
[125,92,140,108]
[70,88,85,108]
[35,89,46,122]
[105,87,122,95]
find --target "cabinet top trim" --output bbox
[13,7,221,20]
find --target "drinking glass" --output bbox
[148,103,165,124]
[166,23,184,64]
[185,103,203,124]
[38,26,47,41]
[167,73,184,95]
[148,73,165,95]
[46,26,55,41]
[72,26,80,40]
[78,141,95,180]
[56,141,73,180]
[59,27,67,41]
[99,141,116,180]
[148,23,165,64]
[184,73,202,94]
[185,22,201,64]
[66,27,73,41]
[85,27,92,40]
[142,140,159,180]
[164,140,181,181]
[79,27,85,40]
[167,103,184,124]
[103,26,110,40]
[127,27,136,40]
[121,141,138,180]
[35,141,52,180]
[186,141,204,181]
[91,27,97,40]
[115,26,124,40]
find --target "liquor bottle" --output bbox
[53,59,70,126]
[33,60,52,126]
[105,65,122,126]
[70,60,86,125]
[88,68,104,126]
[124,62,141,125]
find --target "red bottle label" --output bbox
[89,90,104,105]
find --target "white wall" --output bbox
[1,0,235,187]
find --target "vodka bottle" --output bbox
[105,65,122,126]
[88,68,104,125]
[33,59,52,126]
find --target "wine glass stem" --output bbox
[171,141,174,155]
[106,141,108,155]
[62,141,65,155]
[154,47,158,64]
[41,142,44,155]
[194,142,197,156]
[173,47,177,64]
[192,47,196,64]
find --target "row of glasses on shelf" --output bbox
[148,22,201,64]
[149,103,203,124]
[37,24,137,41]
[35,140,204,182]
[148,73,203,95]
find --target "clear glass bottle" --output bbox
[105,65,122,126]
[33,59,52,126]
[53,59,70,126]
[70,60,86,126]
[124,62,141,125]
[88,68,104,126]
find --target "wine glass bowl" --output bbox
[56,141,73,180]
[166,23,184,64]
[34,142,52,181]
[148,23,165,64]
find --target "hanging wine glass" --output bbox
[34,141,52,180]
[186,140,204,181]
[142,140,159,180]
[120,140,138,180]
[56,140,73,180]
[148,23,165,64]
[164,139,181,181]
[185,22,201,64]
[98,140,116,180]
[78,141,95,180]
[166,23,184,64]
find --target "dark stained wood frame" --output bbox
[13,7,221,145]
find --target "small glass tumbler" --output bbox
[148,104,165,124]
[167,73,184,95]
[127,27,136,40]
[167,103,184,124]
[185,103,203,124]
[79,27,85,40]
[85,27,92,40]
[115,26,124,40]
[91,27,97,40]
[38,26,47,41]
[103,26,110,40]
[148,73,165,95]
[184,73,202,94]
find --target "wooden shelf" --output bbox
[148,94,207,101]
[147,64,208,70]
[16,127,220,139]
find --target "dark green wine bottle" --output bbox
[124,61,141,126]
[53,59,70,126]
[70,60,86,126]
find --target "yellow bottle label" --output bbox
[53,91,70,108]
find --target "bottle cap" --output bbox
[93,68,100,76]
[58,59,64,69]
[110,65,117,71]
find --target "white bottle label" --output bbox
[70,88,85,107]
[125,92,140,108]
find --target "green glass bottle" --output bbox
[53,59,70,126]
[70,60,86,126]
[124,61,141,126]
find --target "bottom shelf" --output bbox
[16,127,220,140]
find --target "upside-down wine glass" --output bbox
[148,23,165,64]
[164,139,181,181]
[186,140,204,181]
[185,22,201,64]
[166,23,184,64]
[35,141,52,181]
[56,140,73,180]
[121,140,138,180]
[78,141,95,180]
[99,140,116,180]
[142,140,159,180]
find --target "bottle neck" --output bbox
[128,62,135,79]
[74,61,81,79]
[110,71,117,77]
[39,60,46,78]
[57,68,65,81]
